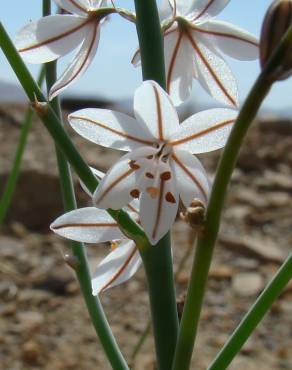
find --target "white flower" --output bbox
[132,0,258,107]
[51,167,142,295]
[68,80,237,244]
[15,0,112,100]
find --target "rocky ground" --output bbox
[0,103,292,370]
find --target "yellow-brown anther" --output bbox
[260,0,292,80]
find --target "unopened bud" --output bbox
[260,0,292,80]
[180,199,206,232]
[64,254,79,270]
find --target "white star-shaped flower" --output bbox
[68,80,237,244]
[51,167,142,295]
[132,0,258,107]
[15,0,112,100]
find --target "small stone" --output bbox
[22,340,41,365]
[232,272,264,297]
[209,265,234,279]
[17,311,44,332]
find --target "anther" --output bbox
[165,192,176,203]
[130,189,140,198]
[128,160,140,170]
[160,171,172,181]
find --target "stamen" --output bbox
[128,160,140,170]
[110,241,119,250]
[145,172,155,179]
[160,171,172,181]
[165,192,176,203]
[130,189,140,198]
[146,186,159,199]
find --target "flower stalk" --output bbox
[0,67,45,224]
[134,1,178,369]
[41,2,129,369]
[172,24,292,370]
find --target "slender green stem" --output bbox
[130,233,195,364]
[134,1,178,369]
[0,22,146,244]
[0,68,45,224]
[172,24,292,370]
[42,3,128,369]
[208,253,292,370]
[140,234,179,370]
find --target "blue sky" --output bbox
[1,0,292,110]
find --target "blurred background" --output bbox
[0,1,292,369]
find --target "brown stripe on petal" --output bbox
[171,153,208,202]
[49,21,99,98]
[99,246,138,293]
[95,167,137,205]
[185,29,237,107]
[153,84,164,141]
[166,29,184,95]
[192,26,259,47]
[68,0,88,13]
[52,222,117,230]
[192,0,217,21]
[170,118,234,147]
[70,115,154,145]
[19,17,92,53]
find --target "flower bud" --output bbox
[260,0,292,80]
[180,199,206,232]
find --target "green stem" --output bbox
[172,23,292,370]
[140,234,179,370]
[134,1,178,369]
[42,3,128,369]
[208,253,292,370]
[0,22,145,244]
[0,68,45,224]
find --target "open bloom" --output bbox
[132,0,258,106]
[68,80,237,244]
[51,167,142,295]
[15,0,112,100]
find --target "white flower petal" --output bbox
[187,30,239,107]
[92,241,141,295]
[171,149,210,206]
[140,161,179,245]
[49,23,100,99]
[16,15,90,63]
[50,207,124,243]
[79,166,104,196]
[159,0,174,21]
[170,108,237,153]
[191,0,230,21]
[69,107,155,151]
[134,81,180,141]
[165,28,194,105]
[131,48,141,67]
[53,0,90,15]
[93,148,155,209]
[194,20,258,60]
